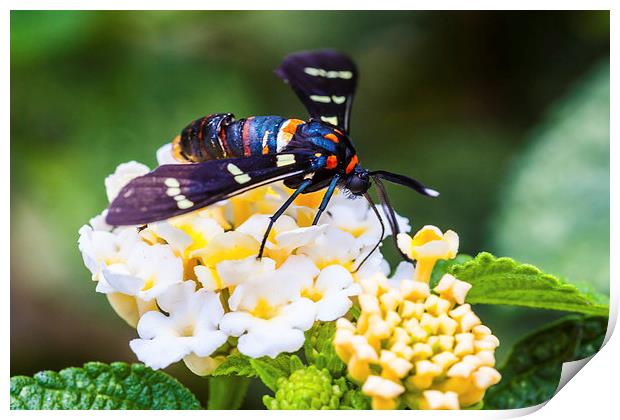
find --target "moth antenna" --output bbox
[372,175,414,263]
[369,170,439,197]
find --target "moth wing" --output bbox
[275,49,358,133]
[106,153,315,226]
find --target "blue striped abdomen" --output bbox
[173,114,305,162]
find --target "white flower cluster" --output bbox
[78,144,408,374]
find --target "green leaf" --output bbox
[304,322,346,377]
[484,315,607,409]
[249,355,294,392]
[211,353,256,378]
[289,355,305,372]
[207,375,251,410]
[430,253,473,288]
[211,352,302,392]
[10,362,200,410]
[449,252,609,316]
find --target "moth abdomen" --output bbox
[173,114,304,163]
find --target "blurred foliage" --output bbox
[11,10,609,408]
[484,315,607,409]
[491,62,610,293]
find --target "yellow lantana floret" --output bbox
[396,225,459,283]
[334,226,500,410]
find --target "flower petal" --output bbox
[156,143,179,165]
[316,291,353,321]
[129,337,188,370]
[104,161,150,202]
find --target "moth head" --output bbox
[345,167,371,195]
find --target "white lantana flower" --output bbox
[78,212,142,293]
[237,214,327,263]
[156,143,179,165]
[103,243,184,301]
[130,280,228,370]
[219,256,318,358]
[301,265,361,322]
[320,193,410,249]
[104,161,150,202]
[221,299,316,359]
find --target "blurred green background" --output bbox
[11,11,609,407]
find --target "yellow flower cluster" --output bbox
[334,226,501,410]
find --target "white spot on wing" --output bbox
[303,67,354,79]
[336,71,353,79]
[276,154,296,167]
[164,178,180,188]
[234,174,251,184]
[177,199,194,209]
[310,95,331,103]
[331,95,346,104]
[321,116,339,125]
[226,163,243,176]
[166,187,181,196]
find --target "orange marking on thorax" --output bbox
[345,154,358,174]
[283,119,304,135]
[326,155,338,169]
[324,133,339,143]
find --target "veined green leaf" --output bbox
[249,360,285,392]
[10,362,200,410]
[484,315,607,409]
[449,252,609,315]
[211,353,256,378]
[430,254,473,288]
[211,352,299,392]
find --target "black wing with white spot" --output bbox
[106,154,315,226]
[275,50,358,133]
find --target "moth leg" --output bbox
[353,192,385,273]
[258,178,313,259]
[311,174,340,225]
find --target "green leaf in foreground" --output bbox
[449,252,609,316]
[10,362,200,410]
[208,375,251,410]
[484,315,607,409]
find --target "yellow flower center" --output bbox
[412,228,443,248]
[251,298,280,319]
[302,286,324,302]
[141,276,155,292]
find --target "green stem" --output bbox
[207,375,251,410]
[220,288,231,313]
